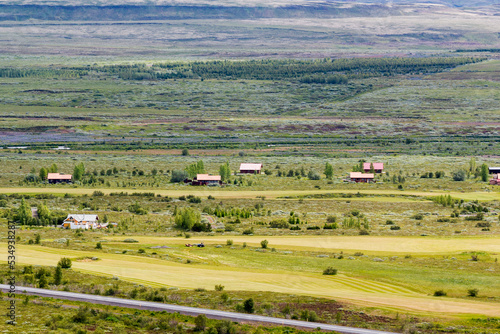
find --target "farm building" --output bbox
[489,167,500,174]
[62,214,99,229]
[192,174,222,186]
[239,163,263,174]
[363,162,384,173]
[490,174,500,185]
[350,172,375,183]
[47,173,73,184]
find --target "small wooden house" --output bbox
[192,174,222,186]
[62,214,99,230]
[239,163,263,174]
[47,173,73,184]
[350,172,375,183]
[363,163,384,173]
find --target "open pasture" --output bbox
[100,235,500,254]
[3,239,499,318]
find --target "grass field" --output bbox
[3,241,499,318]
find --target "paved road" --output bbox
[0,285,398,334]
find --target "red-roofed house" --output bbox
[192,174,222,186]
[363,163,384,173]
[47,173,73,184]
[350,172,375,183]
[239,163,263,174]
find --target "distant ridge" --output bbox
[0,3,406,21]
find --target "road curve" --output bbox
[0,285,398,334]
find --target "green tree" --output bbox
[38,274,48,288]
[48,163,58,173]
[469,157,476,173]
[219,162,231,182]
[260,239,268,249]
[73,163,85,181]
[185,160,205,178]
[243,298,254,313]
[369,163,375,173]
[174,207,201,230]
[16,198,32,225]
[58,257,72,269]
[480,164,489,182]
[324,162,333,180]
[53,265,62,285]
[37,202,51,225]
[39,167,48,181]
[171,170,188,183]
[182,148,190,156]
[194,314,207,331]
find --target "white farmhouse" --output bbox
[62,214,99,230]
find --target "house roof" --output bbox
[64,214,99,222]
[350,172,374,179]
[196,174,221,181]
[363,162,384,170]
[47,173,72,180]
[240,163,262,171]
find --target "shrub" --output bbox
[300,310,318,322]
[411,213,424,220]
[452,169,466,181]
[260,240,268,249]
[194,314,207,331]
[474,222,490,227]
[58,257,72,269]
[175,207,201,230]
[96,242,102,249]
[123,238,139,243]
[323,267,338,275]
[323,223,337,229]
[92,190,104,197]
[464,212,484,221]
[128,202,148,215]
[269,219,289,228]
[390,225,401,230]
[215,284,225,291]
[243,298,254,313]
[326,215,337,223]
[307,171,321,180]
[242,227,254,235]
[467,288,479,297]
[171,170,188,183]
[385,220,394,225]
[226,240,233,246]
[359,229,370,235]
[433,290,447,296]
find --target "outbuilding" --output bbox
[239,163,263,174]
[47,173,73,184]
[363,163,384,173]
[350,172,375,183]
[192,174,222,186]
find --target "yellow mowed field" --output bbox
[101,235,500,254]
[1,187,499,201]
[2,243,499,317]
